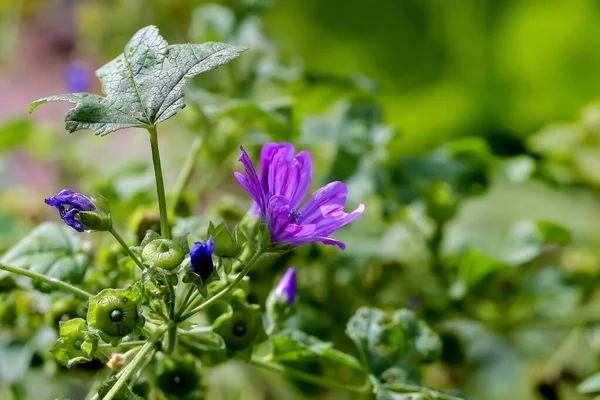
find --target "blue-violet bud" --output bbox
[64,62,92,93]
[274,267,296,305]
[45,189,98,232]
[190,237,215,281]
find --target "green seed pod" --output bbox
[88,288,144,342]
[142,239,185,270]
[213,296,266,354]
[156,354,202,398]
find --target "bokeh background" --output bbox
[3,0,600,399]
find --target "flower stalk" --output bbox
[148,126,170,239]
[0,263,92,299]
[102,322,172,400]
[109,226,146,271]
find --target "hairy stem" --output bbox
[171,135,204,212]
[102,322,172,400]
[178,249,264,321]
[148,126,170,239]
[250,357,370,394]
[0,263,92,299]
[109,227,145,271]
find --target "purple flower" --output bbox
[275,267,296,304]
[190,237,215,281]
[234,142,364,249]
[45,189,96,232]
[64,62,91,93]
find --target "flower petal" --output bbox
[235,146,266,215]
[299,181,349,224]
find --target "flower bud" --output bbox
[267,267,297,325]
[142,239,185,270]
[274,267,296,305]
[107,353,126,370]
[45,189,111,232]
[190,237,215,281]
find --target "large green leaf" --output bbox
[29,25,246,135]
[0,222,89,290]
[270,329,364,371]
[346,308,441,378]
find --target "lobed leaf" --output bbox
[29,25,246,135]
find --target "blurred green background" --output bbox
[3,0,600,400]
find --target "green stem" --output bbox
[171,135,204,212]
[0,263,92,299]
[148,126,170,239]
[250,357,370,395]
[109,227,145,271]
[383,383,463,400]
[164,324,178,355]
[98,341,146,349]
[178,249,264,321]
[102,322,172,400]
[174,283,196,319]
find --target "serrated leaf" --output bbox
[270,329,364,371]
[0,222,89,291]
[29,25,246,135]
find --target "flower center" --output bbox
[288,209,302,224]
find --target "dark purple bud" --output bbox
[274,267,296,305]
[64,62,92,93]
[190,237,215,281]
[45,189,97,232]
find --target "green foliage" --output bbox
[28,26,246,135]
[0,223,89,291]
[270,329,364,371]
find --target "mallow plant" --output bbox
[0,25,463,400]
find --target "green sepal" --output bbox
[207,221,243,258]
[213,293,267,355]
[156,354,202,399]
[78,210,113,231]
[269,329,364,371]
[87,287,145,345]
[51,318,101,366]
[141,230,161,247]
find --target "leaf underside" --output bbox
[29,25,246,135]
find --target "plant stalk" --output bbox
[148,126,170,239]
[109,227,145,271]
[102,322,172,400]
[0,263,92,299]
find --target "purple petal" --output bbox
[62,209,84,232]
[299,182,349,224]
[235,146,266,216]
[45,189,96,212]
[260,143,313,210]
